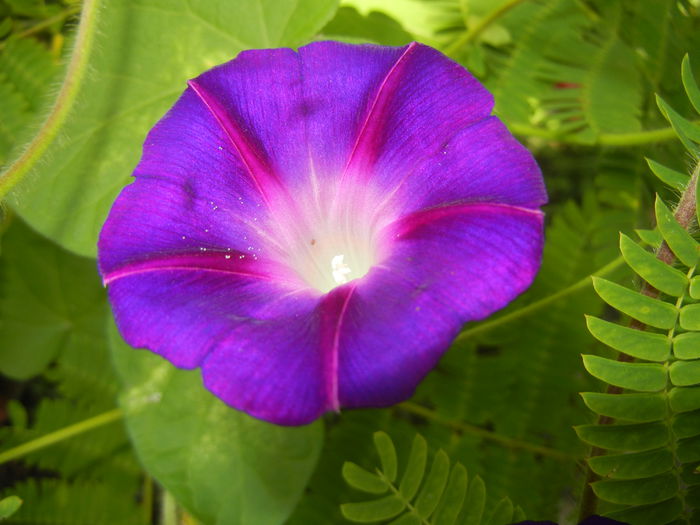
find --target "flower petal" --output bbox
[202,285,361,425]
[187,42,493,190]
[372,116,548,215]
[98,89,292,277]
[337,203,544,407]
[335,42,494,184]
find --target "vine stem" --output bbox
[0,408,124,465]
[398,401,576,461]
[0,0,101,198]
[509,121,699,147]
[443,0,529,58]
[578,160,700,521]
[455,255,625,342]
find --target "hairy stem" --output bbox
[578,160,700,521]
[0,408,123,465]
[0,0,101,198]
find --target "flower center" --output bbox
[270,183,392,294]
[331,254,352,285]
[296,233,375,293]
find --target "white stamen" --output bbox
[331,254,352,285]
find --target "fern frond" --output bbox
[341,432,524,525]
[0,38,57,111]
[489,0,644,143]
[2,480,144,525]
[580,57,700,524]
[0,80,28,163]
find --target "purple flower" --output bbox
[98,42,546,425]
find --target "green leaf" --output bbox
[0,495,22,519]
[672,410,700,438]
[108,322,323,525]
[582,355,667,392]
[655,195,700,268]
[9,0,340,257]
[689,276,700,299]
[669,386,700,413]
[341,496,405,523]
[619,233,688,296]
[320,6,412,46]
[682,54,700,115]
[680,304,700,331]
[646,158,689,191]
[592,277,678,329]
[0,218,107,379]
[342,463,388,495]
[511,507,526,524]
[485,497,513,525]
[388,514,421,525]
[432,463,467,525]
[374,431,398,484]
[676,435,700,462]
[586,316,670,362]
[580,392,667,422]
[575,422,669,452]
[656,95,700,157]
[462,476,486,525]
[674,332,700,359]
[605,497,682,525]
[398,434,427,502]
[592,473,678,505]
[7,400,27,430]
[670,359,700,386]
[636,228,663,249]
[0,80,29,165]
[414,450,450,518]
[587,448,673,480]
[697,160,700,234]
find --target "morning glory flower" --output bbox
[98,42,546,426]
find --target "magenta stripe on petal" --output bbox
[387,202,544,240]
[318,284,357,411]
[102,251,300,287]
[187,78,282,206]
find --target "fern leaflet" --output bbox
[341,432,525,525]
[580,55,700,525]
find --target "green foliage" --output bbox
[289,188,631,523]
[108,321,324,525]
[6,0,339,257]
[0,496,21,520]
[0,217,145,524]
[320,6,413,45]
[487,0,641,140]
[341,432,525,525]
[580,58,700,524]
[0,37,57,163]
[0,218,107,379]
[4,480,144,525]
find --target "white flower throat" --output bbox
[271,181,389,293]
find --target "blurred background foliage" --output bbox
[0,0,698,524]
